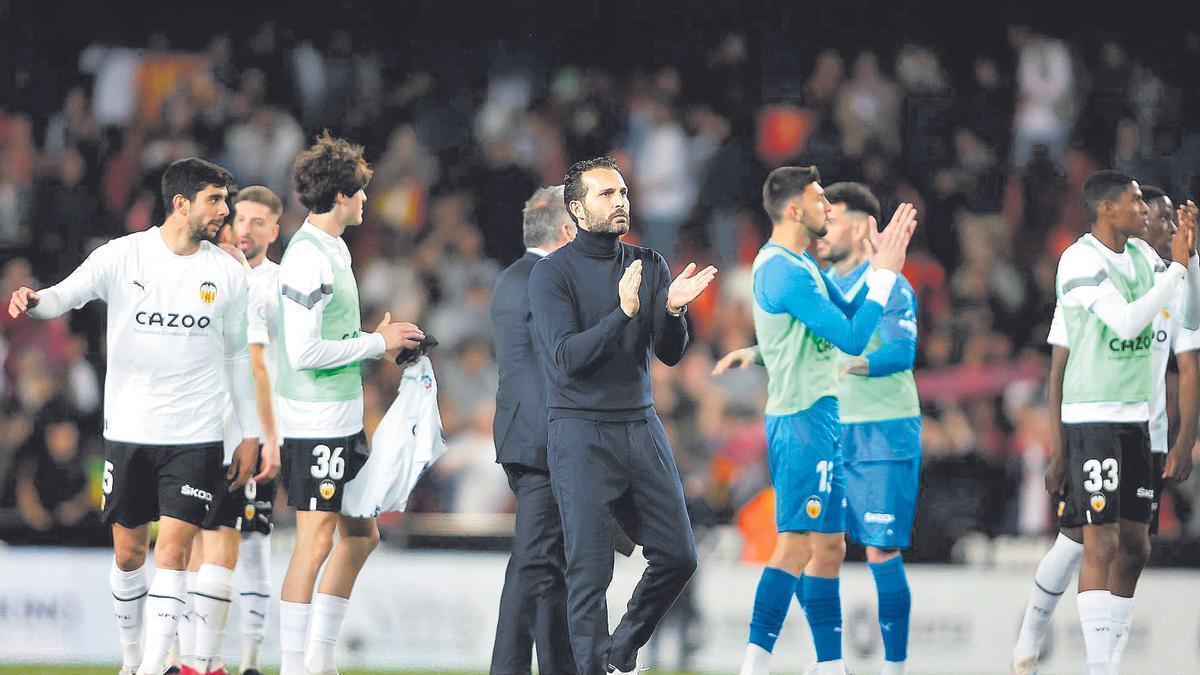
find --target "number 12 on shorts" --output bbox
[816,459,833,493]
[1083,457,1118,492]
[311,444,345,480]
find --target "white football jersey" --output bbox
[30,227,259,445]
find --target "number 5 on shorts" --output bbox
[311,444,345,480]
[1082,457,1118,492]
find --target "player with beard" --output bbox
[8,158,261,675]
[720,181,921,675]
[174,187,287,675]
[714,166,916,675]
[275,133,424,675]
[527,156,717,674]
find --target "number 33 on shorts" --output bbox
[1082,458,1119,492]
[1082,457,1118,513]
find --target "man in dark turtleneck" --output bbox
[529,156,718,674]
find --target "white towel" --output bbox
[341,356,448,517]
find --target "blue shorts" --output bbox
[765,397,845,534]
[842,417,921,549]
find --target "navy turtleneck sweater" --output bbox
[528,227,688,421]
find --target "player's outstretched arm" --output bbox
[1059,243,1191,341]
[757,255,884,356]
[712,346,761,375]
[9,242,115,319]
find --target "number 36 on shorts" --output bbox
[310,444,345,480]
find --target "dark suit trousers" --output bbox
[547,412,698,675]
[491,465,577,675]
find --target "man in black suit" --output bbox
[489,185,578,675]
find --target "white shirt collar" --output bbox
[527,247,550,258]
[301,220,341,244]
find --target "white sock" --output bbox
[279,600,311,675]
[305,593,350,674]
[137,569,187,675]
[193,563,235,672]
[1013,532,1082,662]
[739,642,771,675]
[1109,595,1134,669]
[238,533,271,671]
[177,571,198,668]
[109,560,148,670]
[881,660,906,675]
[1078,589,1113,675]
[815,659,845,674]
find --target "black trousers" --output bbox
[491,464,577,675]
[547,413,697,675]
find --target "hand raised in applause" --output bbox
[869,203,918,273]
[666,262,718,313]
[619,260,643,317]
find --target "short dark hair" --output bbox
[234,185,284,216]
[292,131,374,214]
[563,156,620,225]
[1082,170,1136,222]
[161,158,234,213]
[824,181,881,221]
[762,165,821,222]
[1140,184,1167,204]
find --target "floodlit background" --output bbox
[1,1,1199,672]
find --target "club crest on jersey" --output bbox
[1057,500,1066,519]
[319,479,337,500]
[805,495,823,518]
[1090,492,1107,512]
[199,281,218,304]
[244,503,257,521]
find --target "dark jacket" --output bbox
[490,250,552,471]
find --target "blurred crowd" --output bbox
[3,14,1200,564]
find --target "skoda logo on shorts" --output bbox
[805,495,823,518]
[244,503,257,520]
[1090,492,1107,512]
[199,281,218,304]
[319,479,337,500]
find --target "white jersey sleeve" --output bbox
[279,240,385,371]
[1047,302,1068,348]
[221,264,261,440]
[246,275,272,346]
[1182,252,1200,330]
[28,241,118,318]
[1056,240,1187,341]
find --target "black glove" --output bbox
[395,334,439,366]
